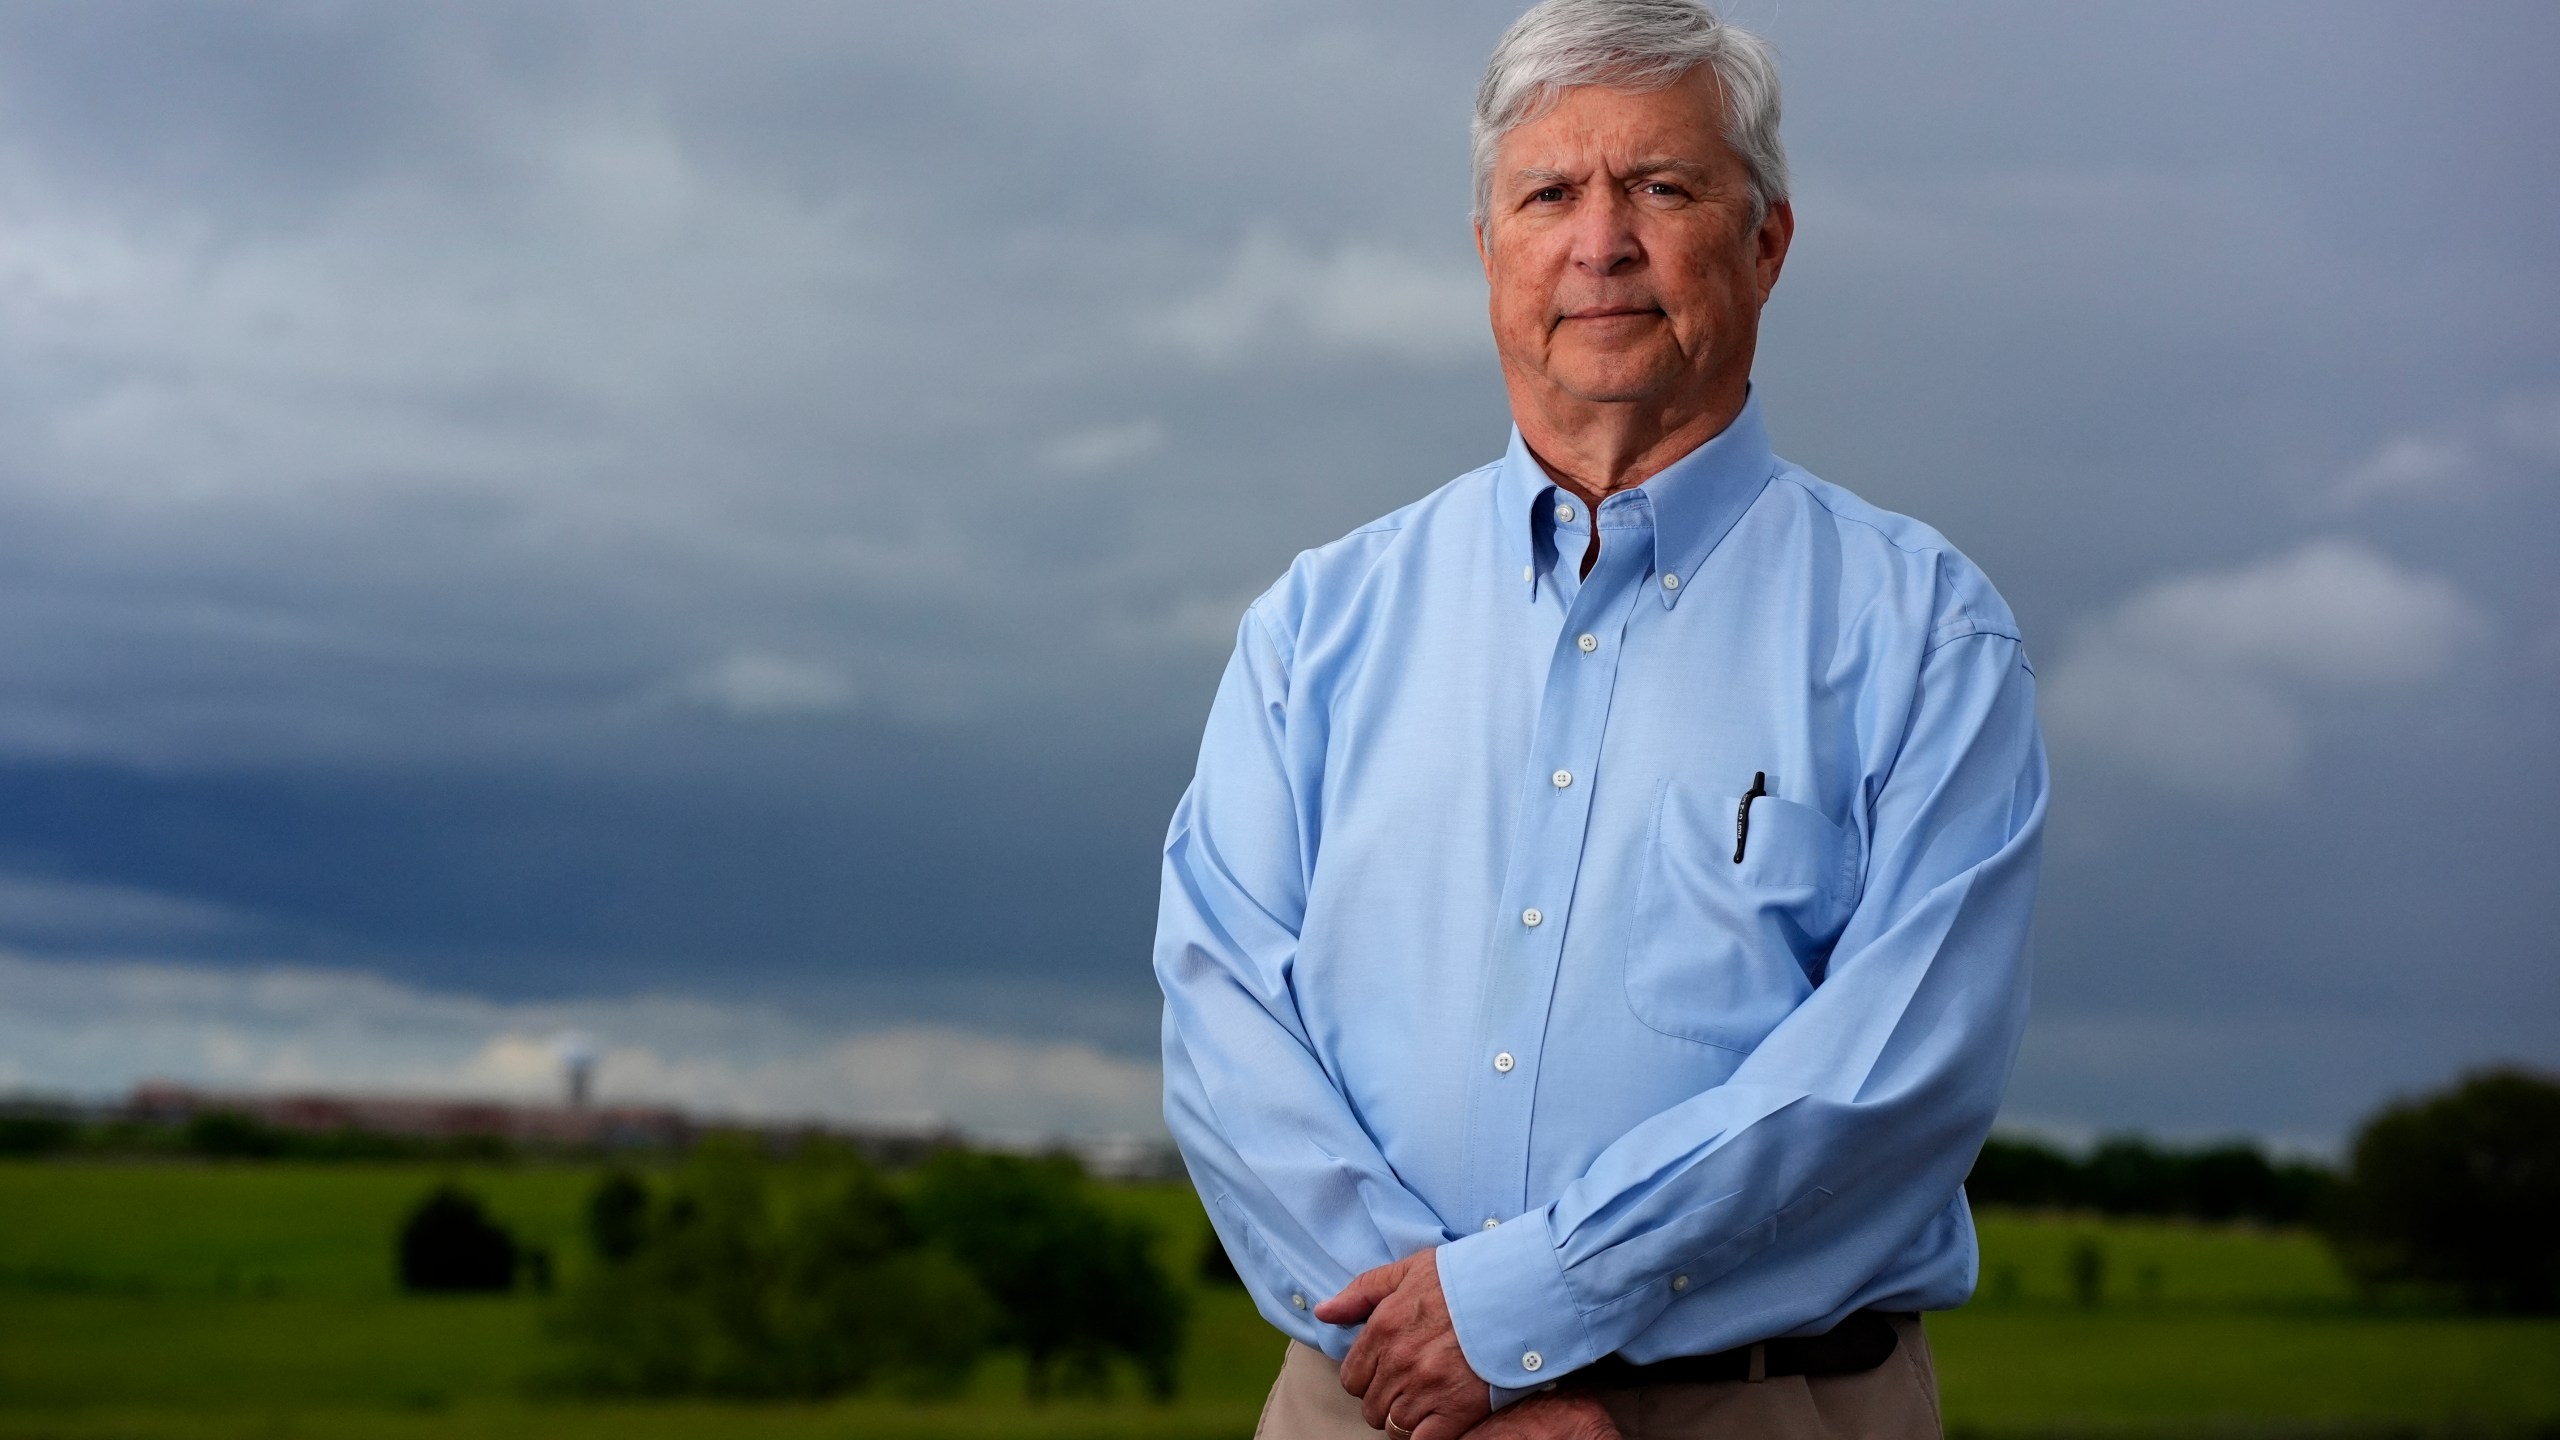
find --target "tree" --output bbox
[909,1150,1188,1400]
[398,1185,519,1292]
[185,1110,290,1160]
[2329,1067,2560,1313]
[551,1138,995,1398]
[1965,1136,2084,1209]
[586,1169,650,1262]
[1964,1132,2333,1224]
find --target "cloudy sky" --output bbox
[0,1,2551,1147]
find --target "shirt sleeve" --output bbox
[1157,606,1457,1356]
[1435,629,2047,1388]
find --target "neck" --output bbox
[1509,372,1749,513]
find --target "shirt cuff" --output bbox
[1435,1209,1601,1389]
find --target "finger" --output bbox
[1566,1397,1624,1440]
[1313,1260,1403,1325]
[1360,1380,1395,1432]
[1406,1394,1477,1438]
[1361,1368,1420,1432]
[1411,1412,1473,1440]
[1351,1315,1426,1404]
[1339,1327,1381,1397]
[1403,1372,1493,1439]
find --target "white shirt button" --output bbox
[1521,907,1542,927]
[1662,572,1680,590]
[1291,1292,1308,1310]
[1493,1051,1515,1073]
[1523,564,1534,583]
[1551,769,1572,789]
[1522,1351,1544,1373]
[1671,1274,1690,1292]
[1484,1216,1501,1230]
[1554,503,1575,523]
[1577,633,1597,653]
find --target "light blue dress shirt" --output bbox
[1156,394,2046,1394]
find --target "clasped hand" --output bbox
[1315,1249,1618,1440]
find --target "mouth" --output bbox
[1557,305,1663,325]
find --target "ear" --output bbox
[1754,198,1794,303]
[1475,217,1493,282]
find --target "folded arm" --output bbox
[1435,631,2047,1389]
[1157,608,1456,1353]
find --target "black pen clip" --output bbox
[1734,771,1767,864]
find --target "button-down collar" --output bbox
[1498,390,1779,608]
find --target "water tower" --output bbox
[551,1031,600,1109]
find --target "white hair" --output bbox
[1472,0,1789,227]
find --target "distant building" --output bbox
[112,1082,1172,1174]
[126,1081,695,1149]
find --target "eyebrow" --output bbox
[1509,156,1715,191]
[1624,156,1713,181]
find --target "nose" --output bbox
[1568,189,1641,277]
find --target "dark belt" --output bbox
[1575,1309,1902,1388]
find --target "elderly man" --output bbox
[1155,2,2045,1437]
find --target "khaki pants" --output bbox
[1254,1315,1941,1440]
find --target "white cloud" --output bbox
[2496,391,2560,465]
[1152,232,1486,364]
[2043,540,2486,796]
[2317,389,2560,512]
[680,652,857,718]
[1039,419,1167,476]
[0,874,257,945]
[2327,435,2473,509]
[0,952,1164,1139]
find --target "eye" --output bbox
[1639,181,1687,199]
[1528,185,1567,204]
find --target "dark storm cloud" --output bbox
[0,1,2551,1144]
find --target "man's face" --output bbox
[1476,69,1791,415]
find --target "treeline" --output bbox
[0,1105,954,1169]
[0,1109,520,1163]
[1965,1133,2334,1224]
[401,1140,1187,1401]
[1970,1068,2560,1315]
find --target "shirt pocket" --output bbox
[1623,778,1859,1053]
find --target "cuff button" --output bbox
[1521,1351,1544,1373]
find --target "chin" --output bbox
[1544,342,1685,405]
[1554,365,1678,405]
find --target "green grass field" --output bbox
[1,1161,2553,1438]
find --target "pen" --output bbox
[1734,770,1766,863]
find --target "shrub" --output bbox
[1198,1228,1244,1287]
[2328,1066,2560,1312]
[398,1185,520,1292]
[0,1114,76,1158]
[2068,1237,2105,1308]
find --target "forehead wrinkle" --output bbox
[1624,156,1712,180]
[1502,153,1717,198]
